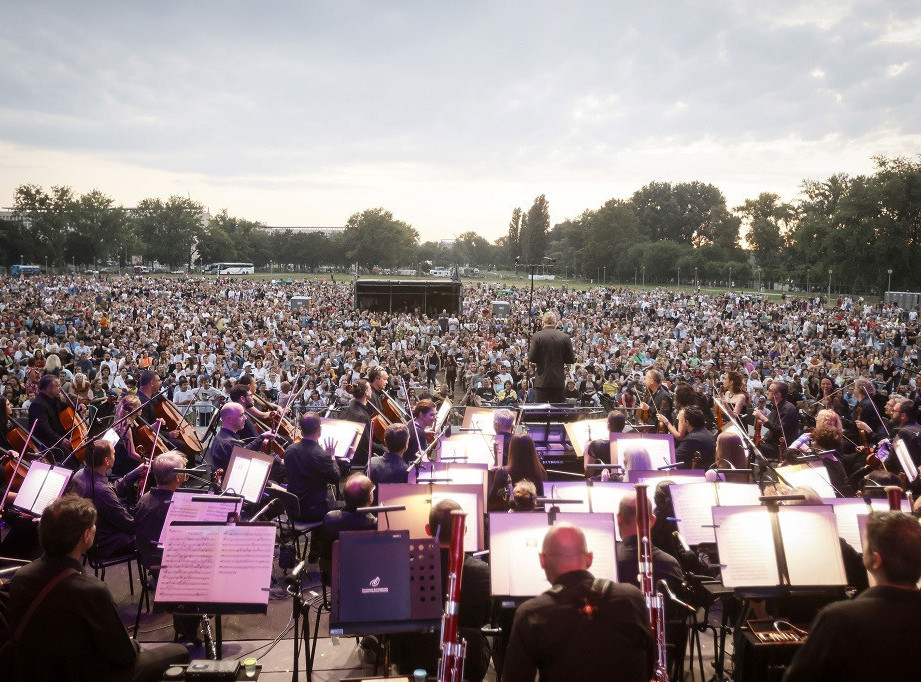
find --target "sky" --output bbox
[1,1,919,242]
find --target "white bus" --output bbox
[206,262,255,275]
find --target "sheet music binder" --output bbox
[11,461,72,516]
[712,504,847,590]
[330,530,442,635]
[153,521,276,614]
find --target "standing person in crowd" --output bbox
[528,311,576,403]
[504,523,654,681]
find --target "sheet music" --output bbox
[439,433,495,466]
[156,523,275,606]
[555,512,618,582]
[894,439,919,481]
[489,512,550,597]
[224,449,272,504]
[241,458,271,503]
[634,471,706,485]
[414,462,487,487]
[377,483,484,551]
[462,407,497,434]
[712,506,779,588]
[611,433,675,470]
[158,492,243,544]
[223,457,250,499]
[320,418,364,459]
[12,461,71,515]
[778,506,847,586]
[564,419,607,458]
[827,498,893,552]
[671,482,761,546]
[778,463,835,498]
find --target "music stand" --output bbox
[564,418,608,459]
[412,461,489,502]
[438,432,497,466]
[825,497,902,553]
[11,460,72,517]
[222,446,274,504]
[330,530,442,636]
[157,492,243,544]
[461,406,498,434]
[669,482,762,546]
[610,432,676,471]
[154,521,277,658]
[377,483,485,553]
[319,417,365,460]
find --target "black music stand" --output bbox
[326,531,442,675]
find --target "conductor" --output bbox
[527,310,576,403]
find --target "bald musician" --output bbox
[504,523,654,682]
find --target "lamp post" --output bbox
[603,265,606,284]
[729,266,732,289]
[677,266,680,288]
[694,266,698,289]
[634,268,637,286]
[806,269,810,294]
[888,268,893,292]
[642,266,645,287]
[827,268,832,297]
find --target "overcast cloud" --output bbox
[1,1,919,241]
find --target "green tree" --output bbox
[133,196,205,268]
[343,208,419,270]
[737,193,794,287]
[13,184,76,266]
[520,194,550,264]
[507,207,522,264]
[454,231,492,266]
[67,190,131,268]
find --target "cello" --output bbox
[155,398,204,457]
[59,392,91,462]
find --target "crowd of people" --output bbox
[2,272,921,681]
[0,274,918,420]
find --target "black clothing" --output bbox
[504,569,654,682]
[528,327,576,400]
[855,397,886,444]
[315,507,377,574]
[403,420,429,465]
[339,399,384,467]
[647,385,674,425]
[761,399,801,457]
[71,467,137,558]
[111,426,139,478]
[674,426,716,469]
[368,452,409,498]
[616,535,684,591]
[783,585,921,682]
[4,554,189,681]
[27,391,68,454]
[392,550,492,681]
[487,467,544,511]
[132,487,172,570]
[283,438,342,521]
[208,426,239,473]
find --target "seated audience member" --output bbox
[504,523,654,681]
[3,495,189,681]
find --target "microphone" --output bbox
[357,505,406,514]
[286,560,306,586]
[249,497,283,522]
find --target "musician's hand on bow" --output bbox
[754,410,769,423]
[323,437,337,457]
[639,401,650,411]
[76,402,88,414]
[600,468,611,483]
[656,414,671,428]
[855,420,871,434]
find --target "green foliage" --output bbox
[520,195,550,264]
[133,196,205,268]
[13,184,76,266]
[343,208,419,270]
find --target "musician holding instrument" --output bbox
[27,374,86,462]
[783,511,921,682]
[403,398,437,465]
[722,370,749,418]
[367,365,389,413]
[754,381,801,460]
[504,522,654,682]
[339,379,386,468]
[208,402,247,474]
[70,440,147,559]
[111,394,144,477]
[639,369,673,427]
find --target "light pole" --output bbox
[603,265,606,283]
[806,269,810,294]
[729,266,732,289]
[827,268,832,297]
[642,266,645,287]
[694,266,698,289]
[634,268,637,286]
[888,268,893,292]
[677,266,680,287]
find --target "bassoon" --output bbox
[635,483,669,682]
[437,510,467,682]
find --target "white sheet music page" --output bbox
[489,512,549,597]
[156,524,275,605]
[585,483,636,540]
[158,492,243,544]
[670,483,719,546]
[778,464,835,498]
[827,498,892,552]
[564,419,607,458]
[224,458,251,499]
[241,458,271,503]
[778,506,847,586]
[555,512,618,582]
[34,467,70,514]
[713,506,779,588]
[431,489,482,552]
[13,461,50,512]
[713,482,762,507]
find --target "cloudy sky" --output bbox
[1,1,919,242]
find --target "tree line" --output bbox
[2,154,918,294]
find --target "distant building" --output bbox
[259,226,345,237]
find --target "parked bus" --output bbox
[206,262,255,275]
[10,264,41,276]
